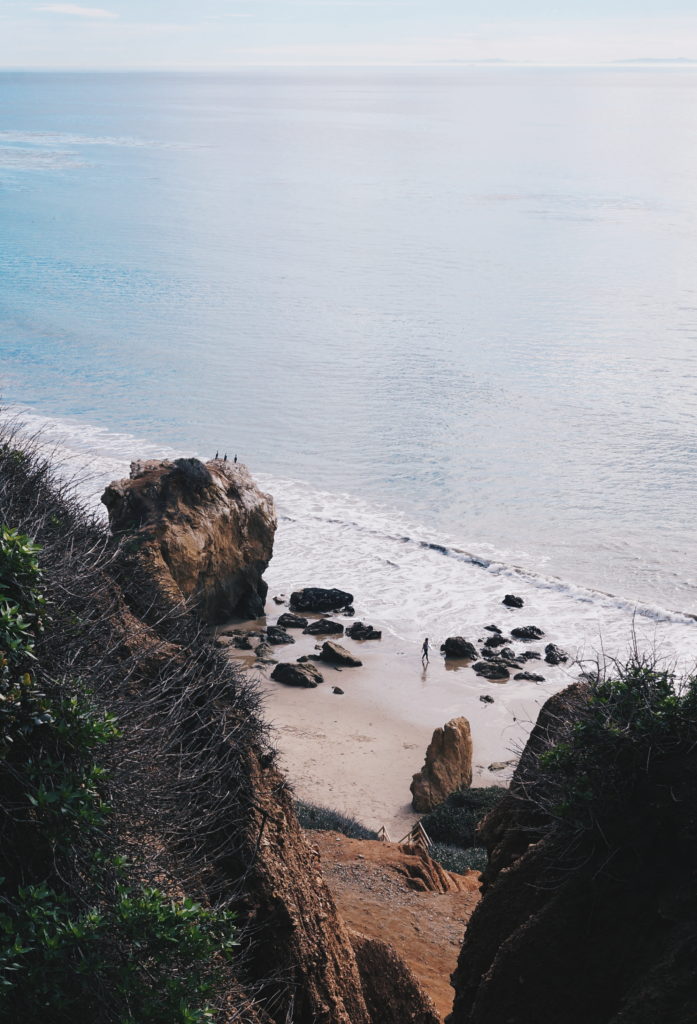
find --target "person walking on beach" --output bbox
[422,637,429,666]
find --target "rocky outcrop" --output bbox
[291,587,354,613]
[441,637,478,660]
[271,662,324,688]
[102,457,276,623]
[319,641,363,667]
[410,718,473,812]
[350,932,440,1024]
[448,681,697,1024]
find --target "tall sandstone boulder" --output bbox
[410,717,473,813]
[102,457,276,623]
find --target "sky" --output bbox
[0,0,696,69]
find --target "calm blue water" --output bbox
[2,69,697,659]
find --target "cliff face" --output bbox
[448,682,697,1024]
[101,454,439,1024]
[102,457,276,622]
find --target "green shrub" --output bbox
[430,843,488,874]
[0,524,239,1022]
[295,800,378,840]
[531,659,697,848]
[420,787,505,847]
[0,882,237,1023]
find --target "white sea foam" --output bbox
[0,131,183,150]
[7,404,697,673]
[0,147,85,171]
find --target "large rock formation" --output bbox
[447,682,697,1024]
[350,931,440,1024]
[411,717,473,813]
[102,457,276,622]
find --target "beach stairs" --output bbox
[398,821,433,853]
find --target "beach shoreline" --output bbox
[220,603,577,836]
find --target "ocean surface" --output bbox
[2,68,697,667]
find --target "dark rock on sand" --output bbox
[502,594,524,608]
[479,695,495,704]
[441,636,479,660]
[303,619,345,636]
[271,662,323,688]
[545,642,568,665]
[473,662,510,680]
[514,671,546,682]
[483,634,508,649]
[233,634,253,650]
[255,642,276,663]
[290,587,354,613]
[266,625,295,645]
[499,647,516,660]
[319,641,363,668]
[511,625,545,641]
[332,686,344,695]
[277,611,309,629]
[520,650,542,661]
[347,621,382,641]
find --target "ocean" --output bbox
[2,68,697,667]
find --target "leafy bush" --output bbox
[0,524,238,1022]
[430,843,488,874]
[420,787,505,847]
[0,883,237,1024]
[295,800,378,840]
[529,658,697,852]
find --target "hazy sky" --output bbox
[1,1,696,69]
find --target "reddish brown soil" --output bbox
[312,832,481,1021]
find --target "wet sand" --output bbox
[220,608,576,837]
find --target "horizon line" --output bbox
[1,59,697,72]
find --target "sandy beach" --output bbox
[220,604,577,837]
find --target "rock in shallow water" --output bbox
[484,633,508,649]
[290,587,354,613]
[514,671,545,682]
[502,594,524,608]
[544,642,568,665]
[271,662,324,688]
[511,625,545,641]
[346,621,382,640]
